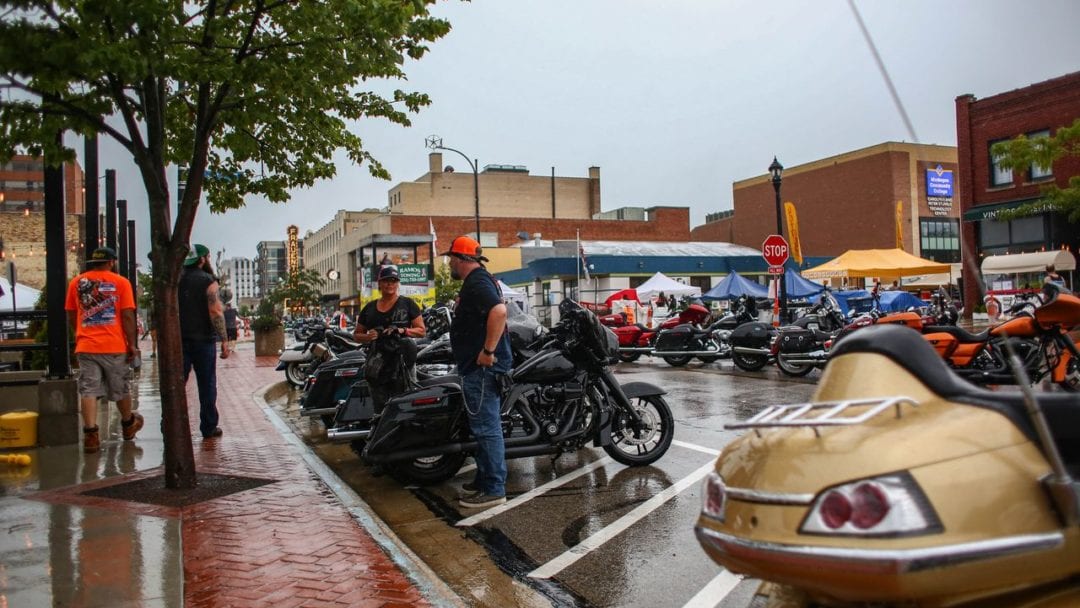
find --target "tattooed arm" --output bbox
[207,281,230,358]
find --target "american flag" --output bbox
[579,243,590,282]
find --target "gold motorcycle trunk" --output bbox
[695,351,1080,607]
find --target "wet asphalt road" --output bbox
[270,356,820,608]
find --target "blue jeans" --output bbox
[461,368,506,497]
[183,340,218,437]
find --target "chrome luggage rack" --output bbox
[726,396,919,437]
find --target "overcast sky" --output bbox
[70,0,1080,265]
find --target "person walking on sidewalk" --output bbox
[179,243,230,439]
[442,236,511,509]
[65,247,144,453]
[223,302,239,354]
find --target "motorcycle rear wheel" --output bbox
[776,356,814,377]
[663,355,692,367]
[697,355,720,363]
[732,351,768,371]
[389,452,467,486]
[603,395,674,466]
[285,361,309,388]
[618,352,642,363]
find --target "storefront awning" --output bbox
[963,198,1044,221]
[981,250,1076,275]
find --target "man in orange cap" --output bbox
[441,236,511,508]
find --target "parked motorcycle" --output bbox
[613,303,711,363]
[695,322,1080,607]
[277,326,362,387]
[730,291,846,372]
[922,284,1080,390]
[354,299,675,485]
[651,295,758,366]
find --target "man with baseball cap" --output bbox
[65,247,143,453]
[441,236,511,508]
[179,243,229,439]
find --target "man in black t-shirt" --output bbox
[442,236,512,509]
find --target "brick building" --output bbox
[0,156,86,290]
[692,142,961,272]
[955,71,1080,309]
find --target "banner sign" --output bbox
[926,165,953,197]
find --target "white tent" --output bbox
[497,280,529,312]
[0,277,41,312]
[981,250,1076,275]
[635,272,701,301]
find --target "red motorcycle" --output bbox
[613,303,711,363]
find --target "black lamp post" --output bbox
[426,135,480,241]
[769,156,788,324]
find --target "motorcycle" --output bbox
[276,326,361,387]
[651,295,759,366]
[922,284,1080,390]
[695,322,1080,607]
[729,291,846,372]
[613,303,711,363]
[355,299,675,485]
[775,287,960,377]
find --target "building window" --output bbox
[1027,129,1052,180]
[989,140,1013,187]
[977,216,1046,255]
[918,217,960,263]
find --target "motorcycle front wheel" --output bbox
[663,355,692,367]
[776,355,814,377]
[618,352,642,363]
[603,395,674,466]
[285,361,309,387]
[732,351,768,371]
[390,453,467,485]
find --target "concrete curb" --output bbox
[253,381,466,608]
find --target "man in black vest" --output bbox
[179,243,229,438]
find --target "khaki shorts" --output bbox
[77,353,133,401]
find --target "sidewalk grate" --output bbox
[82,472,276,508]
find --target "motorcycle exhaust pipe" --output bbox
[651,350,726,357]
[326,428,371,442]
[619,347,655,353]
[732,346,771,356]
[300,407,338,417]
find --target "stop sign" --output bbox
[762,234,790,267]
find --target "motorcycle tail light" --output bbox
[701,471,727,522]
[800,473,940,537]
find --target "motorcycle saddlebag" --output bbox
[730,322,773,349]
[778,328,816,353]
[364,384,461,457]
[334,380,376,426]
[654,324,696,351]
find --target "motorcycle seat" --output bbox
[923,325,989,343]
[832,325,1079,465]
[417,374,461,388]
[634,323,651,332]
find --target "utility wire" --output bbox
[847,0,919,143]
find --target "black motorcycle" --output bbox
[650,295,759,366]
[354,299,675,485]
[729,291,846,372]
[772,289,849,376]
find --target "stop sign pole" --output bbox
[762,234,790,324]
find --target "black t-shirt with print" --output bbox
[358,296,421,332]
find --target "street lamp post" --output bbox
[426,135,480,241]
[769,156,788,324]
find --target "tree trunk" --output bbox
[154,281,197,488]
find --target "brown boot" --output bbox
[121,413,144,441]
[83,426,100,454]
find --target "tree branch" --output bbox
[0,76,135,150]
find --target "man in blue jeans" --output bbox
[179,243,230,438]
[442,236,512,508]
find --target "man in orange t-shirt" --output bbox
[65,247,143,453]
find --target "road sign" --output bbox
[762,234,790,267]
[767,265,785,275]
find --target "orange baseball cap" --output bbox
[439,235,489,262]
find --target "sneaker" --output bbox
[462,480,479,493]
[459,492,506,509]
[202,427,223,439]
[121,413,144,441]
[83,426,100,454]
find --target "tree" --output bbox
[0,1,449,488]
[991,118,1080,223]
[434,262,461,306]
[267,268,325,313]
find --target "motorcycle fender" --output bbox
[620,381,667,399]
[278,349,309,363]
[275,361,287,371]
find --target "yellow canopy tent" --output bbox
[803,248,952,280]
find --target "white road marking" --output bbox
[672,439,721,456]
[457,457,614,527]
[681,570,744,608]
[529,460,715,579]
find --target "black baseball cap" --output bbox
[377,265,400,282]
[87,247,118,263]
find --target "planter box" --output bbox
[254,327,285,356]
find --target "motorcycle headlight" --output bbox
[799,472,941,537]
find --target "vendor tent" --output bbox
[604,288,640,307]
[783,271,826,299]
[497,280,528,312]
[981,250,1076,275]
[635,272,701,301]
[702,271,768,301]
[803,248,951,280]
[0,277,41,312]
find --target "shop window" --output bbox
[919,217,961,263]
[1027,130,1053,180]
[989,140,1013,187]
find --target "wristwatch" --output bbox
[482,347,495,356]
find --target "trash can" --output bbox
[0,411,38,448]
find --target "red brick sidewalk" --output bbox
[182,352,431,607]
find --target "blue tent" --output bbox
[783,271,826,299]
[836,290,927,315]
[702,271,768,301]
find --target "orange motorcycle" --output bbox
[921,284,1079,391]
